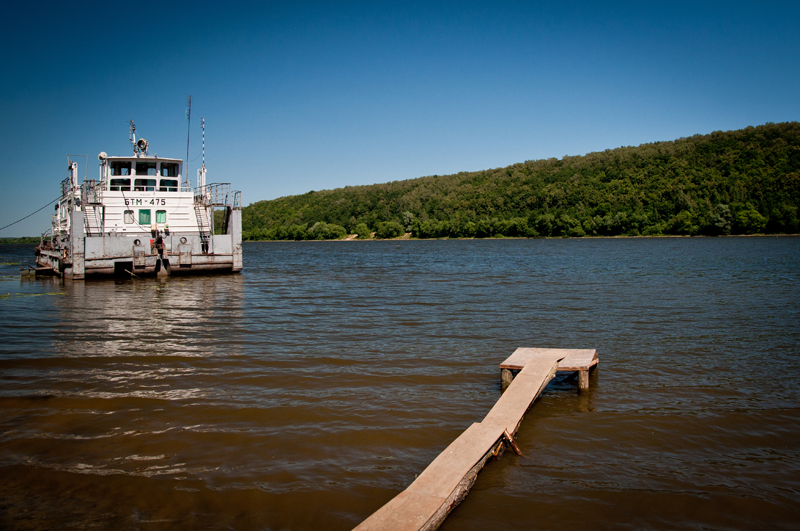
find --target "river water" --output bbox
[0,237,798,530]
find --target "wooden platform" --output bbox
[500,347,598,393]
[20,265,58,278]
[355,348,598,531]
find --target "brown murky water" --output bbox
[1,238,798,530]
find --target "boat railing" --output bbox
[61,176,73,198]
[81,179,104,205]
[53,213,65,227]
[194,183,241,209]
[39,228,52,250]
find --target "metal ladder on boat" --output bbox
[194,203,211,253]
[83,205,104,236]
[81,180,104,237]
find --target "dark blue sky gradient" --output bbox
[1,1,798,235]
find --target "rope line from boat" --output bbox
[0,197,62,232]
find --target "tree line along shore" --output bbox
[0,237,40,245]
[4,122,798,243]
[241,122,800,241]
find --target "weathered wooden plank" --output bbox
[354,491,446,531]
[499,348,596,371]
[499,347,559,370]
[406,422,506,499]
[355,422,507,531]
[558,349,598,371]
[416,436,505,531]
[484,355,561,435]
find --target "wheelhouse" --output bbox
[104,157,183,192]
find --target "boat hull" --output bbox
[36,210,242,280]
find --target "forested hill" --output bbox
[242,122,800,240]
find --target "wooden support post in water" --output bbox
[578,369,589,392]
[500,368,514,392]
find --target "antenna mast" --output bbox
[130,120,137,154]
[185,96,192,188]
[197,117,207,189]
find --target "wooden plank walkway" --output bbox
[355,348,598,531]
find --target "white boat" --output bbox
[35,121,242,279]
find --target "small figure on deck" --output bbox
[154,232,165,258]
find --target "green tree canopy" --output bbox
[242,122,800,240]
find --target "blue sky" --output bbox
[1,1,798,236]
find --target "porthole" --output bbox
[180,237,187,244]
[134,239,141,246]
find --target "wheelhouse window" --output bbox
[156,210,166,223]
[160,163,179,177]
[139,209,151,224]
[159,179,178,192]
[135,162,157,176]
[124,210,134,224]
[110,161,131,176]
[110,178,131,191]
[134,178,157,191]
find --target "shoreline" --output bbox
[241,233,800,242]
[5,234,795,246]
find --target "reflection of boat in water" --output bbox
[35,121,242,279]
[51,273,245,361]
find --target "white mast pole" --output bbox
[201,118,206,189]
[185,96,192,189]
